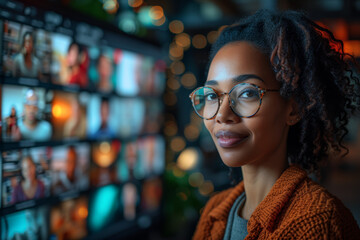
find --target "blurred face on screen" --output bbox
[98,55,112,80]
[100,100,109,124]
[67,44,79,67]
[66,148,77,180]
[22,156,36,182]
[24,34,33,54]
[24,90,39,125]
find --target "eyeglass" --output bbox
[189,83,280,120]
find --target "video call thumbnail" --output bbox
[117,136,164,182]
[88,47,120,93]
[90,141,120,187]
[117,141,143,181]
[88,184,121,232]
[2,147,51,207]
[87,95,118,139]
[1,85,52,142]
[1,206,49,240]
[2,20,52,81]
[50,196,88,240]
[137,135,165,177]
[142,99,164,134]
[51,33,89,88]
[51,91,88,140]
[115,51,166,96]
[121,182,140,221]
[141,177,162,212]
[51,144,90,195]
[115,98,145,138]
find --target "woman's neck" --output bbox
[240,151,289,220]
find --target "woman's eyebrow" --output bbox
[233,74,264,83]
[205,74,264,86]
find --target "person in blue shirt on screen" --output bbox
[18,88,52,141]
[91,97,116,139]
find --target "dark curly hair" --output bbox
[210,10,360,173]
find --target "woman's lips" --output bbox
[215,130,248,148]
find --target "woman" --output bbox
[191,10,360,239]
[11,155,45,204]
[13,31,41,79]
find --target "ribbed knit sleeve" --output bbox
[192,189,233,240]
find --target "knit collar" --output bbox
[208,165,307,231]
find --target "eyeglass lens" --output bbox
[191,83,262,119]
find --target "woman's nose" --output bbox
[215,94,241,124]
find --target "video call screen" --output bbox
[51,91,88,140]
[1,206,49,240]
[2,147,51,207]
[50,196,88,239]
[1,85,52,142]
[2,20,52,81]
[51,144,90,195]
[0,1,165,238]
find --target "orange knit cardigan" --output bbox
[193,166,360,240]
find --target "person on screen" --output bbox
[18,88,52,141]
[11,155,45,204]
[13,31,42,79]
[63,96,87,138]
[5,106,21,141]
[52,146,87,194]
[122,183,137,220]
[91,98,116,139]
[97,54,113,92]
[65,42,89,88]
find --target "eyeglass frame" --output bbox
[189,82,280,120]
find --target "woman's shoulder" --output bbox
[277,177,360,238]
[291,177,350,212]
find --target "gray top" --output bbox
[223,192,248,240]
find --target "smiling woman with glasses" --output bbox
[192,10,360,240]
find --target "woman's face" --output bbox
[204,41,293,167]
[23,34,33,54]
[22,157,36,181]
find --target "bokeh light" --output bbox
[166,77,181,91]
[169,43,184,58]
[192,34,207,49]
[169,20,184,34]
[180,72,196,88]
[184,124,200,141]
[170,61,185,75]
[150,6,164,20]
[188,172,204,187]
[207,30,219,44]
[164,120,178,136]
[175,33,191,49]
[128,0,143,8]
[199,180,214,196]
[102,0,119,14]
[170,136,186,152]
[177,147,200,171]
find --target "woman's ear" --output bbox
[286,98,301,126]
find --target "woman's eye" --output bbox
[238,89,259,99]
[205,93,218,101]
